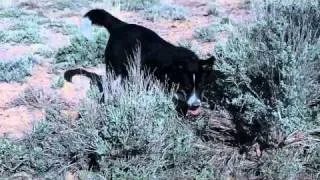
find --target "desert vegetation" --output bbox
[0,56,36,82]
[0,0,319,179]
[54,27,108,69]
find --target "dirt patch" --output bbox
[26,64,54,88]
[43,29,70,49]
[215,0,253,23]
[0,106,44,139]
[120,8,217,45]
[0,82,23,109]
[0,64,52,138]
[0,45,37,61]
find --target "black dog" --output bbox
[65,9,215,115]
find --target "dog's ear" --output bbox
[200,56,215,70]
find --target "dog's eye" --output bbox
[174,90,187,101]
[201,64,212,70]
[178,89,187,97]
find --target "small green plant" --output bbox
[242,0,252,9]
[54,28,108,69]
[48,0,89,10]
[144,3,189,21]
[194,23,230,42]
[119,0,159,11]
[0,21,42,44]
[177,39,201,56]
[220,17,231,24]
[51,76,65,89]
[45,21,79,35]
[0,7,48,24]
[0,7,28,18]
[10,86,66,109]
[0,56,35,82]
[34,45,55,58]
[207,3,219,16]
[0,7,47,44]
[177,39,193,49]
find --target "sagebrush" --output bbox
[194,23,231,42]
[0,56,35,82]
[55,27,108,69]
[144,3,189,21]
[119,0,159,11]
[211,0,320,177]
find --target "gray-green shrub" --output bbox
[214,0,320,135]
[119,0,159,11]
[207,3,219,16]
[46,0,92,10]
[0,56,35,82]
[194,23,231,42]
[0,7,28,18]
[45,21,79,36]
[0,9,47,44]
[51,76,65,89]
[177,39,202,57]
[0,21,42,44]
[144,3,189,21]
[54,28,108,68]
[10,86,67,109]
[34,45,55,58]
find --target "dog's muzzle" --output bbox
[174,90,202,116]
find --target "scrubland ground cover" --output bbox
[0,0,319,179]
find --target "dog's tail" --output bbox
[84,9,126,32]
[64,68,103,92]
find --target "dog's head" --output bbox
[170,52,215,116]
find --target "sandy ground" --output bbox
[0,0,252,139]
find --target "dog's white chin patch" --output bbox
[80,17,94,40]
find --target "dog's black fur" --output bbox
[64,9,215,115]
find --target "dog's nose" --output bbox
[187,92,201,108]
[189,101,201,109]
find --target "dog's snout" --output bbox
[187,92,201,108]
[186,95,202,116]
[189,100,201,108]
